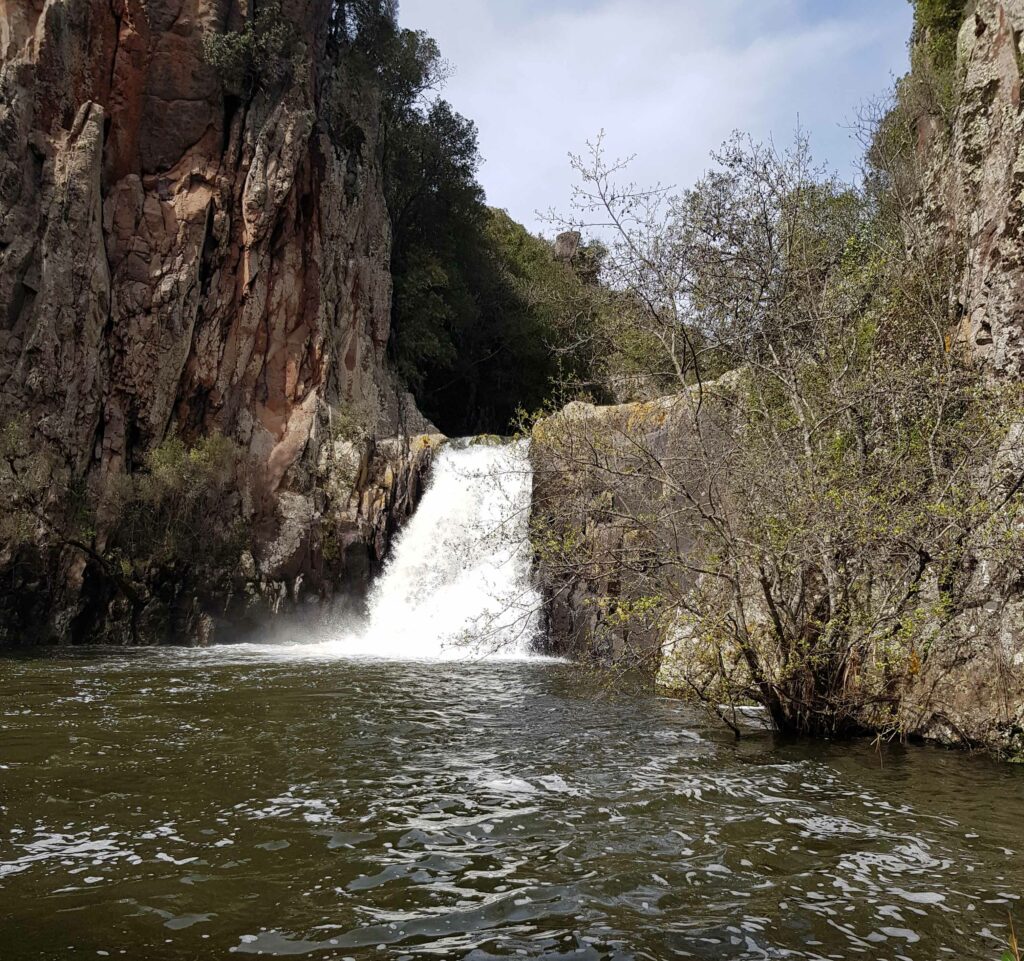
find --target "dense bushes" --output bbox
[390,198,612,434]
[912,0,967,72]
[202,1,300,95]
[106,435,245,578]
[1,423,246,631]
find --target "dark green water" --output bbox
[1,648,1023,961]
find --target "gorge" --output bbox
[4,0,1024,957]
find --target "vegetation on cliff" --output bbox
[1,421,246,643]
[907,0,969,118]
[912,0,967,73]
[531,16,1024,744]
[200,0,302,95]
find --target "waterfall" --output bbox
[322,439,543,659]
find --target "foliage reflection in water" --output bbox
[2,649,1023,960]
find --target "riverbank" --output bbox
[530,391,1024,762]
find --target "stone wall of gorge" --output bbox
[0,0,435,644]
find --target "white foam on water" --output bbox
[200,440,546,663]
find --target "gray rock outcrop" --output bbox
[932,0,1024,372]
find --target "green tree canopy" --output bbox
[374,30,610,434]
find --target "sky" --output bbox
[398,0,915,235]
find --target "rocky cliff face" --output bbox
[934,0,1024,370]
[907,0,1024,753]
[0,0,435,645]
[225,430,445,644]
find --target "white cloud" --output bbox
[398,0,913,234]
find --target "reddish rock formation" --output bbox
[0,0,434,643]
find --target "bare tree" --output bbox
[533,129,1024,739]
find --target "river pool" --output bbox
[2,648,1023,960]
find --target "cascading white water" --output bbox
[320,439,543,659]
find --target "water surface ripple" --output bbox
[2,651,1023,960]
